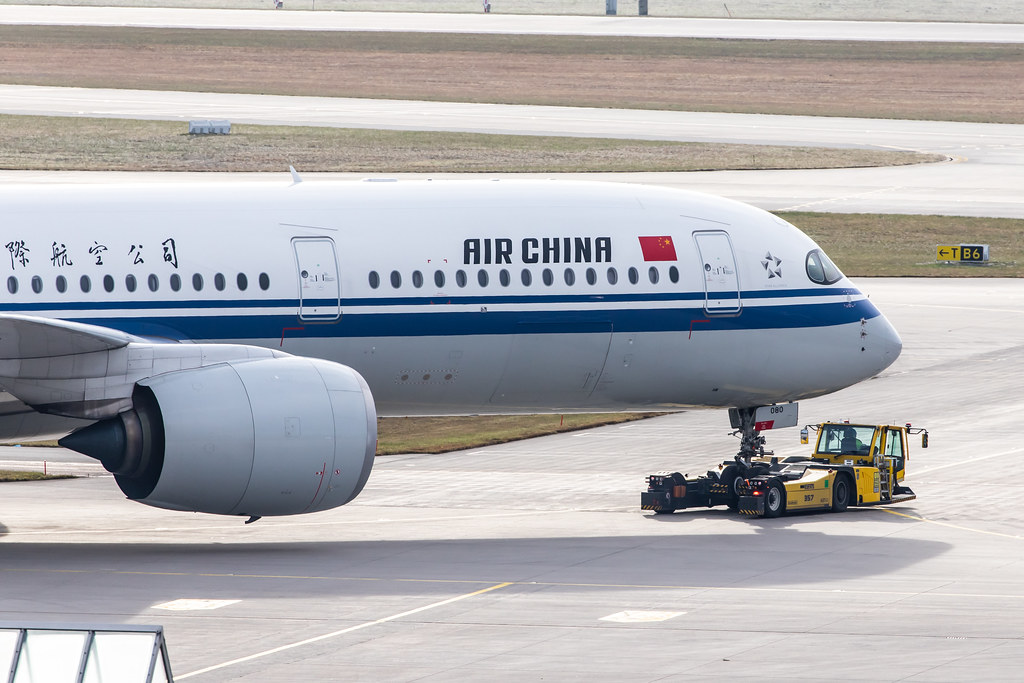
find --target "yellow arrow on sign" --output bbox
[936,246,961,261]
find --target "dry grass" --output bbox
[0,115,939,172]
[376,413,662,455]
[2,27,1023,123]
[780,212,1024,277]
[0,470,75,482]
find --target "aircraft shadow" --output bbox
[0,524,949,609]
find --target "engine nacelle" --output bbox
[60,357,376,517]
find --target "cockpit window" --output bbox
[805,249,843,285]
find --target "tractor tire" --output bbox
[720,465,741,510]
[764,479,786,518]
[832,474,851,512]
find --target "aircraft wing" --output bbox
[0,315,143,439]
[0,314,137,360]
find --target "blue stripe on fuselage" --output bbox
[0,286,858,314]
[60,298,878,341]
[0,286,874,340]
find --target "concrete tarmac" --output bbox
[3,5,1023,42]
[2,278,1023,681]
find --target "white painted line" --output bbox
[175,582,512,680]
[151,599,241,612]
[600,610,685,623]
[913,447,1024,475]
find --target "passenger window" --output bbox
[412,270,424,288]
[434,270,445,288]
[169,274,181,292]
[628,267,639,284]
[80,275,91,293]
[586,268,597,285]
[237,273,248,291]
[148,274,159,292]
[669,266,679,283]
[6,277,17,294]
[259,273,271,291]
[368,271,380,289]
[214,273,226,291]
[521,269,532,286]
[104,275,115,293]
[125,274,137,292]
[31,276,42,294]
[390,270,401,288]
[456,270,467,287]
[648,266,659,284]
[499,269,511,287]
[564,268,575,286]
[477,269,489,287]
[607,267,618,285]
[55,275,67,293]
[192,274,203,291]
[542,268,554,286]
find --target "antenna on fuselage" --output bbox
[288,165,303,185]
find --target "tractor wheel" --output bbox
[720,465,741,510]
[832,474,851,512]
[764,479,786,518]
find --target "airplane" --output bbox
[0,177,901,520]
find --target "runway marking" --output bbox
[600,610,685,623]
[913,447,1024,475]
[152,598,240,611]
[877,508,1024,541]
[777,186,903,212]
[174,581,512,680]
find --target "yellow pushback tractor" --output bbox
[641,415,928,518]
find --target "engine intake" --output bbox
[60,357,376,517]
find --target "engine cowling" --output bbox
[59,357,376,517]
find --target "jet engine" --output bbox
[60,357,376,517]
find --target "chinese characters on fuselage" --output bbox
[4,238,180,270]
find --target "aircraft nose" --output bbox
[864,310,903,374]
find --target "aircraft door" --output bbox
[292,237,341,321]
[693,230,741,314]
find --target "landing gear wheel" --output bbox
[764,479,786,518]
[720,465,741,510]
[832,474,851,512]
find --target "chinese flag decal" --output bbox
[638,235,678,261]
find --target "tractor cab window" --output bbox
[884,428,906,474]
[819,425,875,456]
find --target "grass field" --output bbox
[377,413,661,454]
[779,212,1024,277]
[0,115,940,173]
[0,470,74,482]
[2,27,1023,123]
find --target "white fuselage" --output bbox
[0,178,901,418]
